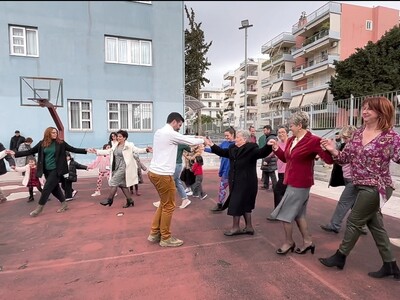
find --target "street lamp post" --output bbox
[239,19,253,129]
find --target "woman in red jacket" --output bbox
[268,111,334,255]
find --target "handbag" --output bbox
[180,168,195,186]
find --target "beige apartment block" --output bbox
[223,1,399,131]
[222,58,267,129]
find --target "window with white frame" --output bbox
[9,25,39,57]
[366,20,373,31]
[105,36,152,66]
[68,100,92,130]
[108,101,153,131]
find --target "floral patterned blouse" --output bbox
[335,126,400,207]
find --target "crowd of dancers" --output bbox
[0,97,399,280]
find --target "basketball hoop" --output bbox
[27,98,53,108]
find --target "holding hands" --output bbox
[86,148,97,154]
[267,139,278,151]
[146,146,153,153]
[204,136,213,147]
[320,139,337,155]
[6,150,15,156]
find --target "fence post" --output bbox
[309,105,314,129]
[350,94,354,126]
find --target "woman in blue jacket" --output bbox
[206,127,235,212]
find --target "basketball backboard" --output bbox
[20,76,63,107]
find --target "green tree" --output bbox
[193,114,214,127]
[329,25,400,100]
[185,5,212,99]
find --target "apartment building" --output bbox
[0,1,184,149]
[199,87,224,119]
[223,1,399,130]
[222,58,267,129]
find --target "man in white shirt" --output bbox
[147,112,205,247]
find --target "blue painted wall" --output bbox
[0,1,184,162]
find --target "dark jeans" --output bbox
[39,169,66,205]
[28,185,43,198]
[61,178,74,198]
[262,170,277,190]
[273,173,286,208]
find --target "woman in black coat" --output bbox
[205,129,272,236]
[11,127,94,217]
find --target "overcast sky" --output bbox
[184,1,400,88]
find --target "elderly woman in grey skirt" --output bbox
[205,129,272,236]
[267,111,334,255]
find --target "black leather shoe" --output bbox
[210,203,223,212]
[319,250,346,269]
[276,243,296,255]
[123,199,134,208]
[295,244,316,254]
[100,199,113,207]
[242,228,255,235]
[320,224,339,234]
[224,230,246,236]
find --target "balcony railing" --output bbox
[261,32,295,54]
[261,51,292,68]
[240,71,258,80]
[302,29,329,47]
[291,2,341,33]
[292,53,334,72]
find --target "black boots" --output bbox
[319,250,347,269]
[100,199,113,206]
[123,198,134,208]
[210,203,223,212]
[368,261,400,280]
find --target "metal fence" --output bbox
[262,90,400,131]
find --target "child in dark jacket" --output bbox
[191,155,207,200]
[61,152,89,201]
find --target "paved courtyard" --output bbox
[0,169,399,299]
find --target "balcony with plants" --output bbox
[291,21,340,58]
[291,52,339,77]
[291,2,341,34]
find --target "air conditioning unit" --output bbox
[331,41,338,48]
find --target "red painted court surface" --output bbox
[0,170,399,299]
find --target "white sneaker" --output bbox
[201,194,208,200]
[185,188,191,193]
[186,191,193,196]
[179,199,191,209]
[91,191,101,197]
[153,201,160,208]
[72,190,77,197]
